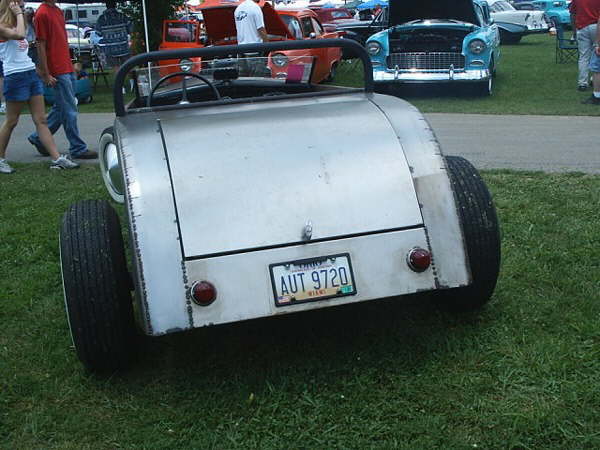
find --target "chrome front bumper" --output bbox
[373,68,491,83]
[525,27,550,34]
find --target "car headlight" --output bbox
[271,53,288,67]
[468,39,486,55]
[367,41,381,56]
[179,58,193,72]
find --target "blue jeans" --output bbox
[576,24,597,86]
[28,73,87,156]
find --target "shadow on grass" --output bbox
[378,83,494,99]
[96,294,494,392]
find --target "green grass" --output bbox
[332,33,599,116]
[1,165,599,448]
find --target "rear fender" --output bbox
[369,94,471,289]
[115,115,191,336]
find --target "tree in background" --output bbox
[120,0,186,53]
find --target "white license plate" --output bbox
[269,253,357,307]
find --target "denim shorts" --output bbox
[590,51,600,73]
[4,69,44,102]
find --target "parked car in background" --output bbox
[158,20,204,78]
[512,0,570,28]
[329,7,388,45]
[66,23,92,61]
[310,6,356,30]
[159,0,342,84]
[489,0,549,43]
[65,20,94,37]
[275,8,343,82]
[366,0,500,95]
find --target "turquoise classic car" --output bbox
[529,0,571,28]
[366,0,501,95]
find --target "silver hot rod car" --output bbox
[59,39,501,372]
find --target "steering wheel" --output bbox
[146,71,221,107]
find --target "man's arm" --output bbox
[258,26,268,42]
[596,16,600,55]
[36,39,57,86]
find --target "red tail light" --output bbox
[407,248,432,272]
[190,281,217,306]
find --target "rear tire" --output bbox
[326,62,338,82]
[433,156,501,312]
[60,199,135,372]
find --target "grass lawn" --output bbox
[1,165,599,448]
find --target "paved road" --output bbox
[4,112,600,173]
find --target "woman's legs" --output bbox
[28,95,60,160]
[0,100,25,160]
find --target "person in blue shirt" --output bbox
[95,0,131,69]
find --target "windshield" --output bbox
[331,10,352,19]
[66,28,82,39]
[491,1,515,12]
[136,56,316,103]
[279,15,303,39]
[166,22,198,42]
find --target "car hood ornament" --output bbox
[303,220,313,241]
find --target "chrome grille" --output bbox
[387,52,465,71]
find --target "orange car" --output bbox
[271,8,342,83]
[158,1,342,84]
[158,20,203,78]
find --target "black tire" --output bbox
[60,199,135,372]
[434,156,501,312]
[326,62,337,82]
[474,75,493,96]
[499,30,522,45]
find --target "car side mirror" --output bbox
[309,32,316,39]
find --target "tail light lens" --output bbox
[407,248,432,272]
[190,281,217,306]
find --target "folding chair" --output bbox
[89,46,110,88]
[555,24,578,63]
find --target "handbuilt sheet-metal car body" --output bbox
[366,0,500,95]
[59,39,501,372]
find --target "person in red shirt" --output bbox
[569,0,600,92]
[26,0,97,159]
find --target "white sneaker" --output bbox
[50,155,80,170]
[0,104,6,114]
[0,158,15,174]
